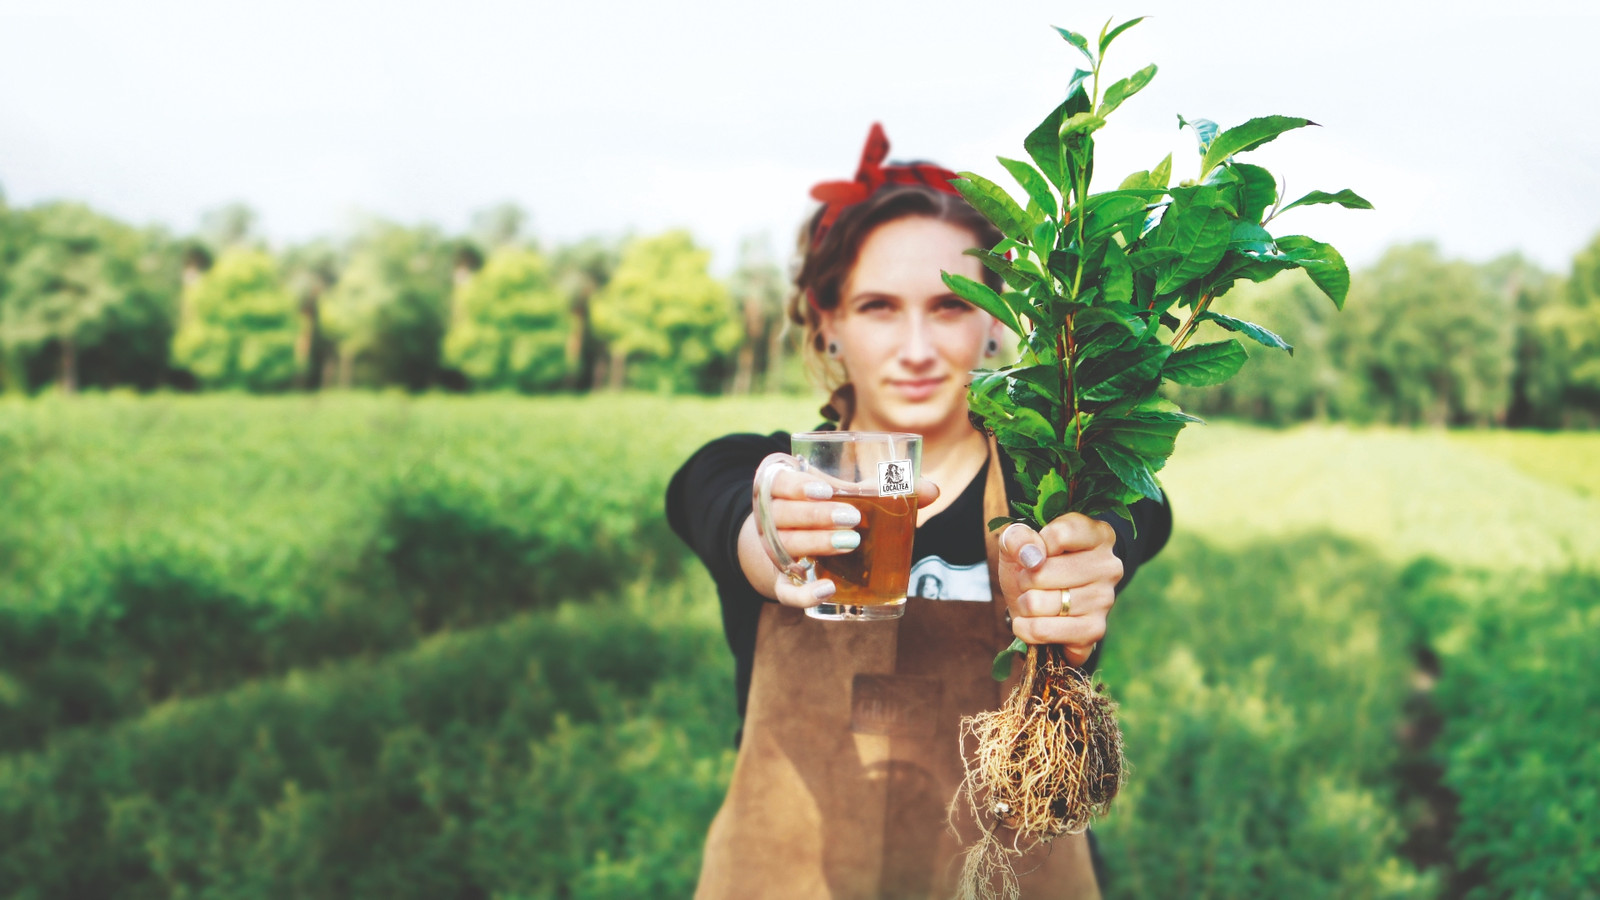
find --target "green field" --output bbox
[0,395,1594,899]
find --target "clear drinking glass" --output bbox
[755,431,921,621]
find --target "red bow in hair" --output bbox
[809,122,962,245]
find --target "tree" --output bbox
[1554,231,1600,420]
[170,249,299,390]
[281,240,338,390]
[441,247,569,391]
[1486,254,1565,428]
[198,203,260,254]
[0,185,21,393]
[550,237,621,391]
[470,203,531,253]
[320,223,455,390]
[726,235,787,394]
[1342,243,1514,426]
[0,203,156,393]
[591,230,741,393]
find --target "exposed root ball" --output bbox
[950,646,1124,900]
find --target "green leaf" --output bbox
[1151,152,1173,190]
[998,157,1057,218]
[1081,191,1156,241]
[1164,339,1248,386]
[992,637,1028,682]
[1177,115,1219,156]
[1094,441,1163,502]
[1053,26,1094,64]
[1200,116,1316,176]
[1036,469,1071,524]
[994,406,1057,449]
[1276,189,1374,216]
[1231,163,1278,223]
[964,248,1039,292]
[1100,248,1134,305]
[1082,343,1170,402]
[951,172,1029,243]
[942,271,1023,336]
[1229,222,1274,254]
[1012,364,1062,396]
[1060,112,1107,138]
[1275,235,1350,309]
[1200,311,1294,354]
[1128,246,1183,272]
[1099,16,1146,55]
[1151,189,1235,294]
[1119,169,1156,192]
[1108,417,1194,455]
[1098,63,1157,118]
[1025,81,1092,187]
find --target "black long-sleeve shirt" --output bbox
[665,430,1172,723]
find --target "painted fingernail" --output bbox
[831,506,862,527]
[804,482,833,500]
[1019,545,1045,569]
[813,580,837,601]
[831,530,861,551]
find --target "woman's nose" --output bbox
[898,313,936,367]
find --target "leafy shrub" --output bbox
[1096,534,1434,899]
[0,584,738,900]
[1425,569,1600,898]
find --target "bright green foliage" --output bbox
[1424,570,1600,898]
[550,236,623,391]
[1098,536,1434,900]
[442,247,570,391]
[953,18,1370,535]
[172,248,300,390]
[1553,231,1600,415]
[1342,244,1514,426]
[322,223,455,389]
[591,230,742,393]
[0,202,178,391]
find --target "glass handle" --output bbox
[754,459,812,584]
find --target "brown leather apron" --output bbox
[696,448,1100,899]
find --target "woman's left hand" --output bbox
[996,515,1124,667]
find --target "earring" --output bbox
[985,338,1000,357]
[827,340,841,358]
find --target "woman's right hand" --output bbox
[742,452,938,607]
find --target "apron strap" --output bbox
[981,435,1013,643]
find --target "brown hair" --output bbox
[787,183,1006,392]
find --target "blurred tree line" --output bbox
[1,183,1597,426]
[0,193,792,397]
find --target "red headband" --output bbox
[808,122,962,246]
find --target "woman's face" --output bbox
[820,216,1006,437]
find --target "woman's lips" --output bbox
[890,377,946,401]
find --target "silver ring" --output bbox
[1058,588,1072,617]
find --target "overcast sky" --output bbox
[2,0,1597,275]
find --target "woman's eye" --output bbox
[938,297,976,313]
[857,298,892,313]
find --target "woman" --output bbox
[666,124,1170,899]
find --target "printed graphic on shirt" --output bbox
[908,555,990,602]
[878,459,913,496]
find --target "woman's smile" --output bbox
[888,376,947,402]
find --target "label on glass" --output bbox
[877,458,913,496]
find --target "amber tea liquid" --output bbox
[813,492,916,605]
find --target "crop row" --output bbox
[0,393,815,751]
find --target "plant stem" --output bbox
[1171,293,1213,351]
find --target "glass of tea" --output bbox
[754,431,921,621]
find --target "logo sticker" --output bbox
[878,459,913,496]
